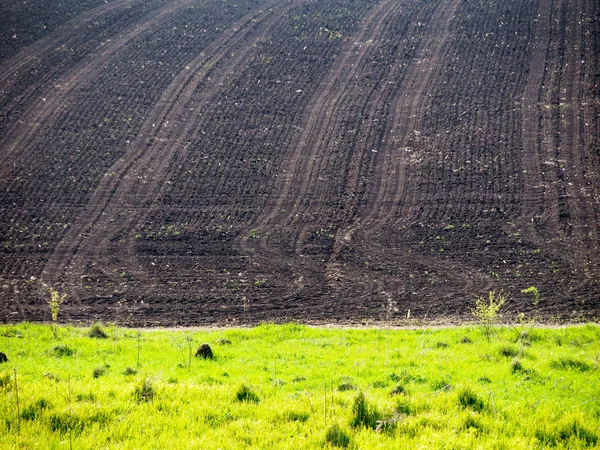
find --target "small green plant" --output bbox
[236,384,259,403]
[325,424,351,448]
[48,288,66,339]
[521,286,540,305]
[471,290,508,341]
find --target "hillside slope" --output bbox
[1,0,599,325]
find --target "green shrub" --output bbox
[236,384,259,403]
[325,424,351,448]
[471,290,508,341]
[457,387,486,412]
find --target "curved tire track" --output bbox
[41,0,297,294]
[0,0,196,177]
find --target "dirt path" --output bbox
[41,0,297,294]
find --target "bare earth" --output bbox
[0,0,599,325]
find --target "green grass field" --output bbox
[1,323,599,449]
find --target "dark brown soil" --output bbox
[0,0,599,326]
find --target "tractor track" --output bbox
[41,0,298,295]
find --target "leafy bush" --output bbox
[236,384,259,403]
[471,290,508,341]
[325,424,350,448]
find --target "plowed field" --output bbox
[1,0,599,325]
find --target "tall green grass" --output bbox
[0,323,599,448]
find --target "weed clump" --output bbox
[215,338,232,345]
[499,345,519,358]
[536,417,598,447]
[390,383,406,396]
[88,324,108,339]
[350,391,380,429]
[195,343,214,360]
[511,359,525,373]
[281,410,310,422]
[550,357,593,372]
[93,364,109,378]
[49,411,110,435]
[52,344,74,357]
[337,377,356,392]
[0,371,11,390]
[457,387,486,412]
[460,336,473,344]
[325,424,351,448]
[463,413,485,433]
[21,398,52,421]
[236,384,259,403]
[123,367,137,376]
[133,378,155,403]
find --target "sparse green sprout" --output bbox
[471,290,508,341]
[521,286,540,305]
[47,288,66,339]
